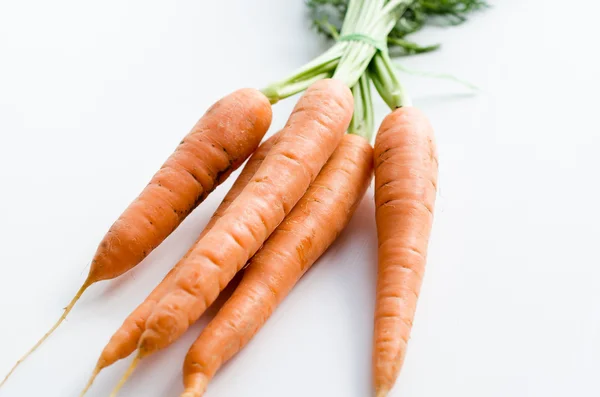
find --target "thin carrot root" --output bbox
[0,280,91,388]
[109,354,140,397]
[79,365,100,397]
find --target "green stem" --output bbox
[263,0,409,101]
[369,50,409,109]
[395,62,480,90]
[297,0,485,108]
[262,71,334,104]
[387,37,440,54]
[333,0,390,87]
[348,73,374,141]
[261,45,344,103]
[334,0,414,87]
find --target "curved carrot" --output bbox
[90,88,271,282]
[372,107,438,397]
[105,80,353,396]
[138,78,352,354]
[80,132,281,396]
[181,134,373,397]
[1,88,272,388]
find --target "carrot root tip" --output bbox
[79,366,101,397]
[109,354,140,397]
[376,388,390,397]
[180,373,209,397]
[180,391,201,397]
[0,281,91,388]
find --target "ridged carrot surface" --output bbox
[90,88,272,282]
[138,79,354,357]
[372,107,438,397]
[80,133,281,396]
[1,88,272,387]
[181,134,373,397]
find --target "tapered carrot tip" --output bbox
[180,390,201,397]
[109,354,140,397]
[376,388,389,397]
[180,373,208,397]
[79,366,100,397]
[0,280,91,388]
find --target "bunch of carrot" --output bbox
[1,1,483,396]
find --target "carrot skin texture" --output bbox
[94,133,281,372]
[139,79,354,356]
[0,89,272,389]
[181,134,373,397]
[372,107,438,396]
[89,88,272,282]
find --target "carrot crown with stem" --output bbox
[261,0,410,143]
[261,0,487,139]
[261,0,406,101]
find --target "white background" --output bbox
[1,1,599,396]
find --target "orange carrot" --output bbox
[138,78,352,356]
[108,79,354,395]
[0,88,272,388]
[372,107,438,397]
[181,134,373,397]
[80,132,281,396]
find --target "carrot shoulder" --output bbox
[373,107,438,397]
[138,78,354,357]
[80,133,281,396]
[90,88,272,283]
[181,134,373,397]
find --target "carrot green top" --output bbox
[261,0,486,141]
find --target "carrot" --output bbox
[139,78,352,353]
[180,134,373,397]
[0,88,272,388]
[109,78,353,395]
[372,107,438,397]
[80,133,281,396]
